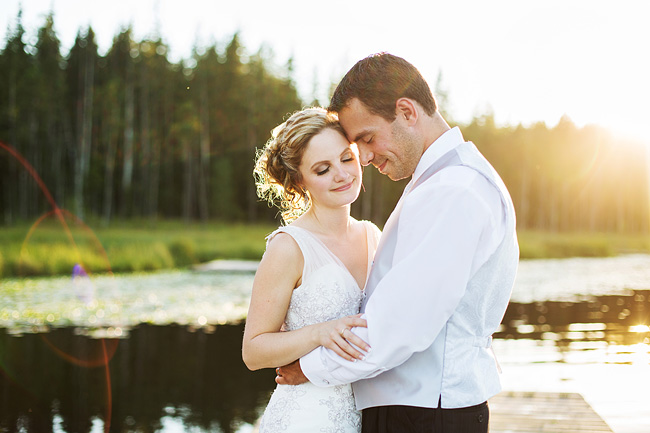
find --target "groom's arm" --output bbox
[275,360,308,385]
[298,171,504,387]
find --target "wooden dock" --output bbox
[489,391,614,432]
[193,259,259,272]
[252,391,614,433]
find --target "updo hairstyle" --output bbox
[254,107,345,223]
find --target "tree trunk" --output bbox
[198,85,210,221]
[182,139,194,222]
[149,130,161,223]
[140,66,151,218]
[5,66,18,224]
[102,121,116,226]
[74,46,94,220]
[121,69,135,217]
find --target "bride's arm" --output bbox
[242,233,369,371]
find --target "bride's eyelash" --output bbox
[315,152,354,175]
[342,151,355,162]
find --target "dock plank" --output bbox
[490,392,613,432]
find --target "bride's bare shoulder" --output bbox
[262,229,303,265]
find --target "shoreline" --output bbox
[2,221,650,279]
[4,250,650,280]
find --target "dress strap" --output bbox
[266,225,337,281]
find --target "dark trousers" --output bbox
[361,400,489,433]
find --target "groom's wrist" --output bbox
[300,349,332,387]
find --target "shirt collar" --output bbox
[409,126,465,188]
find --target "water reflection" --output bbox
[0,290,648,432]
[496,289,650,363]
[0,324,275,433]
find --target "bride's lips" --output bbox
[332,181,354,192]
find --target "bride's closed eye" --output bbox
[342,150,356,163]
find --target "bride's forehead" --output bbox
[303,130,351,160]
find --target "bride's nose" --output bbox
[333,165,350,182]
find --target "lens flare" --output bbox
[19,208,114,278]
[1,141,114,432]
[39,334,119,368]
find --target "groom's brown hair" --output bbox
[329,53,437,121]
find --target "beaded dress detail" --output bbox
[258,221,380,433]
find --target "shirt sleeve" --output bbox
[301,169,503,386]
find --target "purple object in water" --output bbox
[72,263,89,278]
[72,263,94,304]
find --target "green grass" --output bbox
[517,230,650,259]
[1,219,649,277]
[0,219,276,278]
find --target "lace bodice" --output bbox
[285,263,364,331]
[267,223,377,332]
[258,221,381,433]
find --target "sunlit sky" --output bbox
[2,0,650,142]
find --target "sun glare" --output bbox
[629,324,650,334]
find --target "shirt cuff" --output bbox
[300,348,335,387]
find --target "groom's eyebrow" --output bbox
[352,129,371,143]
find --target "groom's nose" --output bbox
[358,146,373,167]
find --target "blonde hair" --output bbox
[254,107,345,223]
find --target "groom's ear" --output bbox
[395,98,418,126]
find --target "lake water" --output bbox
[1,255,649,432]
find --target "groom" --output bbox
[277,53,519,433]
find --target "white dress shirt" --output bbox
[300,127,518,409]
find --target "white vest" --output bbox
[352,141,519,409]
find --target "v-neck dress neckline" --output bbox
[288,224,372,291]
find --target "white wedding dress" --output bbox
[258,222,380,433]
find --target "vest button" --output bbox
[477,414,484,423]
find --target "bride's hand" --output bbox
[314,314,370,362]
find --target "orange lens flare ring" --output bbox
[1,141,114,432]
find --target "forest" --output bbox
[1,11,648,233]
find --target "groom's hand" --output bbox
[275,360,308,385]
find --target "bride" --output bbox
[242,107,380,432]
